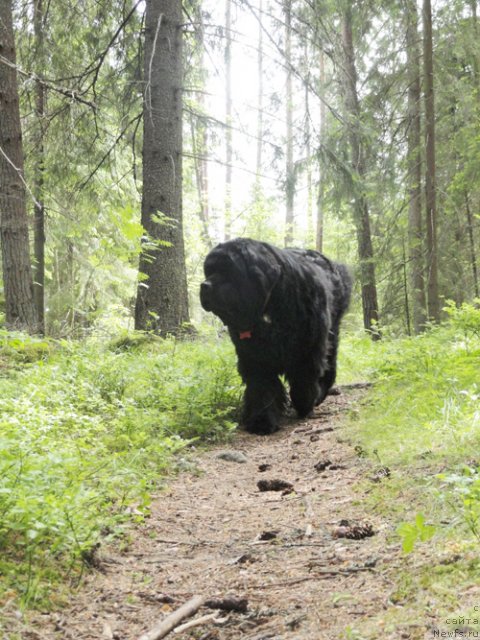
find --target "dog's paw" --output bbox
[243,416,280,436]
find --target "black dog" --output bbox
[200,238,352,435]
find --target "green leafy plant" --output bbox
[443,299,480,339]
[0,331,241,607]
[397,514,436,554]
[437,464,480,542]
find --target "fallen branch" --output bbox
[173,612,219,634]
[137,595,205,640]
[137,595,248,640]
[252,565,377,590]
[307,560,378,574]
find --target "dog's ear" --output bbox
[249,259,281,297]
[251,263,280,291]
[237,241,281,295]
[204,243,236,277]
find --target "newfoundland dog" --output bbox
[200,238,352,435]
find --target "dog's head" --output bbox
[200,239,281,334]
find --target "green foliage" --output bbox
[443,299,480,339]
[337,310,480,636]
[343,304,480,550]
[347,329,480,465]
[0,330,52,365]
[0,332,240,607]
[437,465,480,542]
[336,333,379,384]
[397,514,436,554]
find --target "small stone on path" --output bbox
[216,450,248,464]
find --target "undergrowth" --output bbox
[0,330,241,611]
[344,305,480,487]
[339,302,480,638]
[2,303,480,631]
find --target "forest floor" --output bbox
[23,387,445,640]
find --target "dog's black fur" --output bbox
[200,238,352,435]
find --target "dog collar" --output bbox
[239,330,252,339]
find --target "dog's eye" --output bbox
[205,272,224,286]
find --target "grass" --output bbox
[0,329,242,614]
[2,304,480,636]
[336,303,480,638]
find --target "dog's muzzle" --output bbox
[200,280,213,311]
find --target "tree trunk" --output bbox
[304,40,313,244]
[423,0,440,322]
[471,0,479,94]
[467,1,479,299]
[405,0,427,333]
[284,0,294,246]
[224,0,233,241]
[190,7,211,247]
[33,0,46,334]
[316,49,326,253]
[0,0,38,333]
[190,115,210,247]
[403,239,412,335]
[134,0,190,335]
[255,0,264,189]
[465,191,479,298]
[341,4,379,337]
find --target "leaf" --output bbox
[397,513,435,554]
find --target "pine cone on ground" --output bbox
[332,520,375,540]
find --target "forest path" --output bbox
[33,388,400,640]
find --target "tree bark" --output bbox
[134,0,190,335]
[190,114,211,247]
[467,1,479,299]
[470,0,479,95]
[422,0,440,322]
[316,49,326,253]
[33,0,46,334]
[341,4,379,337]
[465,191,479,298]
[255,0,264,189]
[304,40,313,244]
[284,0,294,246]
[224,0,232,240]
[405,0,427,332]
[0,0,38,333]
[190,7,211,247]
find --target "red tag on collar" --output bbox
[239,330,252,340]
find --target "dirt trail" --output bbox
[31,388,400,640]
